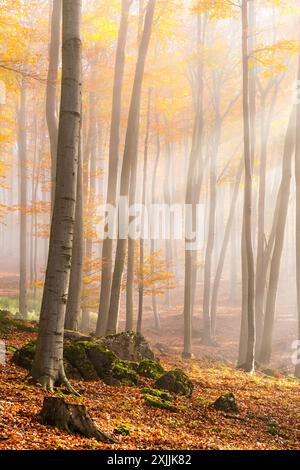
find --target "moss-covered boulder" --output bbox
[99,331,155,362]
[85,342,116,379]
[12,340,36,370]
[64,330,91,343]
[212,393,238,413]
[114,424,131,436]
[110,360,139,386]
[142,387,177,412]
[142,387,172,401]
[155,368,194,397]
[63,342,99,381]
[137,359,165,379]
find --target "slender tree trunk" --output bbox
[240,0,255,372]
[182,14,205,359]
[163,134,173,308]
[150,128,161,331]
[202,115,221,344]
[296,34,300,378]
[211,161,243,335]
[65,126,83,331]
[259,109,295,364]
[32,0,82,391]
[46,0,62,210]
[96,0,132,337]
[106,0,156,335]
[230,209,238,304]
[137,89,152,333]
[81,92,97,332]
[18,80,28,320]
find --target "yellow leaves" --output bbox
[31,280,43,289]
[135,249,176,295]
[192,0,238,20]
[251,40,300,79]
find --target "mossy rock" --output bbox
[142,388,177,412]
[155,368,194,397]
[142,387,172,401]
[63,341,98,381]
[12,340,36,370]
[110,360,138,386]
[212,393,238,413]
[85,342,116,379]
[99,331,155,362]
[114,424,131,436]
[63,359,83,380]
[137,359,165,379]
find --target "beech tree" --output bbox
[46,0,62,209]
[106,0,156,335]
[239,0,255,373]
[32,0,82,390]
[96,0,132,337]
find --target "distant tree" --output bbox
[106,0,156,335]
[96,0,132,337]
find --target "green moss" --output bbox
[143,393,177,412]
[137,359,165,379]
[114,424,131,436]
[111,360,138,386]
[63,341,98,381]
[12,340,36,370]
[142,387,172,401]
[85,342,116,379]
[155,368,194,397]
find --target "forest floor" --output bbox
[0,311,300,450]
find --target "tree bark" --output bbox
[18,79,28,320]
[106,0,156,335]
[31,0,82,390]
[182,14,205,358]
[240,0,255,373]
[211,161,243,335]
[137,88,152,334]
[39,397,114,442]
[96,0,132,337]
[259,109,295,365]
[296,30,300,378]
[65,125,83,331]
[46,0,62,210]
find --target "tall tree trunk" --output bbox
[150,128,161,331]
[96,0,132,337]
[106,0,156,335]
[211,161,243,335]
[296,34,300,378]
[137,88,152,333]
[18,80,28,320]
[259,109,295,364]
[65,126,83,331]
[240,0,255,373]
[46,0,62,210]
[81,92,97,332]
[202,114,221,344]
[182,14,205,359]
[32,0,82,391]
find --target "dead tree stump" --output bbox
[39,396,115,443]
